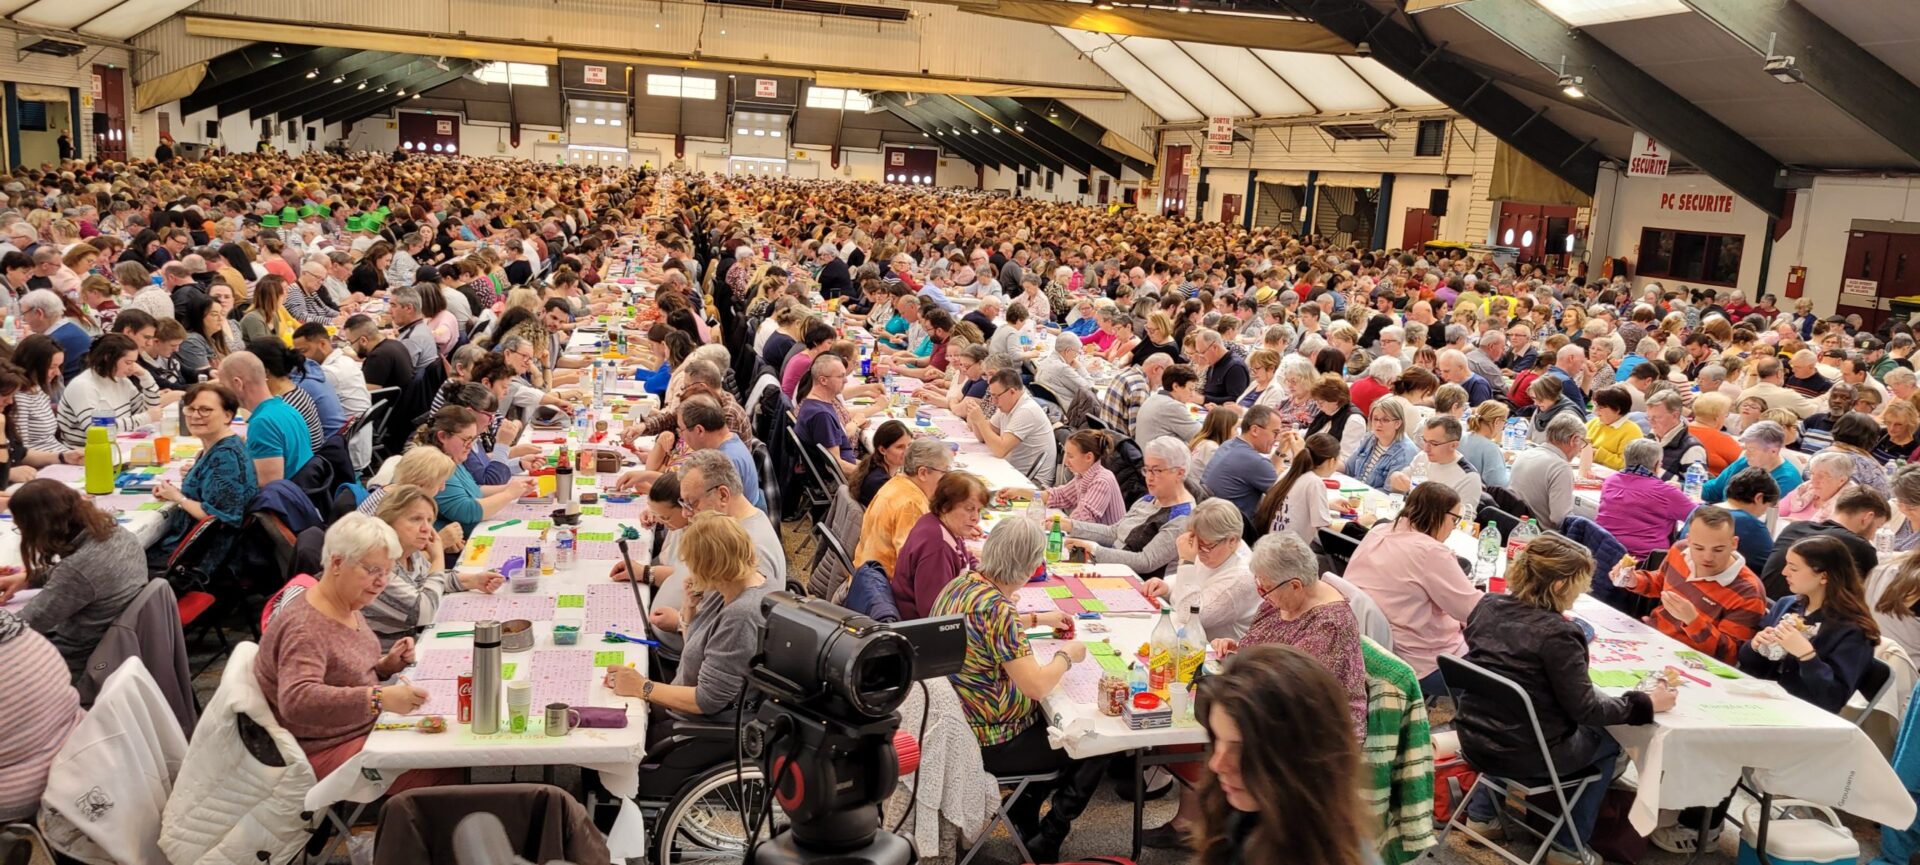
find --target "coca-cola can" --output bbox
[457,674,474,724]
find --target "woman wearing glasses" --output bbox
[1342,395,1418,491]
[1146,531,1367,849]
[1342,482,1480,698]
[255,513,455,792]
[146,383,258,576]
[414,406,535,537]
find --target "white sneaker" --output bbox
[1546,847,1601,865]
[1649,824,1719,854]
[1460,816,1506,842]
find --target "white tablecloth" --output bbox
[1035,562,1211,759]
[304,519,654,858]
[1575,597,1915,834]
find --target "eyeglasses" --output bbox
[1195,535,1228,555]
[678,483,721,510]
[183,405,222,416]
[1142,464,1175,476]
[1422,436,1455,448]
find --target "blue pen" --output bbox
[603,630,660,647]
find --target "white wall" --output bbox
[1769,177,1920,314]
[980,165,1095,203]
[142,99,340,155]
[1165,118,1495,244]
[1587,168,1772,300]
[0,49,134,164]
[1584,170,1920,316]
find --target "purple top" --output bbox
[891,512,977,620]
[1244,598,1368,741]
[1597,470,1698,558]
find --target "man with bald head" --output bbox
[218,351,312,483]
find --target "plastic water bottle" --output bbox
[1046,515,1065,563]
[1505,518,1540,565]
[591,359,607,404]
[1683,462,1707,500]
[1178,605,1208,685]
[1476,521,1503,585]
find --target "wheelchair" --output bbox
[634,714,790,864]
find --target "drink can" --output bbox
[457,674,474,724]
[525,544,543,577]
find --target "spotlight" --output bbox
[333,76,344,84]
[411,93,421,99]
[357,81,367,90]
[991,126,999,133]
[1554,55,1584,98]
[270,46,282,59]
[1762,32,1805,84]
[1094,1,1112,8]
[377,85,387,93]
[1014,124,1024,132]
[306,69,318,79]
[969,127,978,134]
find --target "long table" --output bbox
[1326,464,1912,841]
[305,512,656,858]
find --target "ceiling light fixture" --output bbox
[333,76,345,84]
[306,69,318,79]
[377,85,388,93]
[991,126,1000,133]
[411,93,421,99]
[357,81,368,90]
[1093,1,1112,8]
[395,89,405,96]
[970,127,978,133]
[1014,123,1024,132]
[270,46,282,59]
[1555,55,1585,98]
[1762,32,1803,83]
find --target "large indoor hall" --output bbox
[1,0,1919,863]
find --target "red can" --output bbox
[457,674,474,724]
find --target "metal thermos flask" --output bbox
[471,620,503,734]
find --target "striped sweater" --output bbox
[0,623,85,821]
[15,388,67,453]
[1626,544,1768,664]
[1361,636,1436,865]
[57,370,153,448]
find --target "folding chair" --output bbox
[1317,527,1361,576]
[957,770,1064,865]
[1436,654,1605,865]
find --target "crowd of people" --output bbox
[0,148,1913,865]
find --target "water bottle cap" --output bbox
[92,416,115,427]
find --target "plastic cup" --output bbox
[154,436,171,464]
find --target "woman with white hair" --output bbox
[1061,437,1196,579]
[929,518,1100,862]
[1141,498,1256,641]
[1778,450,1857,524]
[1350,354,1402,417]
[254,513,456,791]
[1702,420,1804,503]
[1272,353,1320,428]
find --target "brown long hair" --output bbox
[1192,643,1367,865]
[13,478,117,580]
[1875,549,1920,622]
[1789,535,1880,642]
[1254,432,1340,533]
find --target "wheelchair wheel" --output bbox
[653,761,788,864]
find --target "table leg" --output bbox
[1131,751,1145,862]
